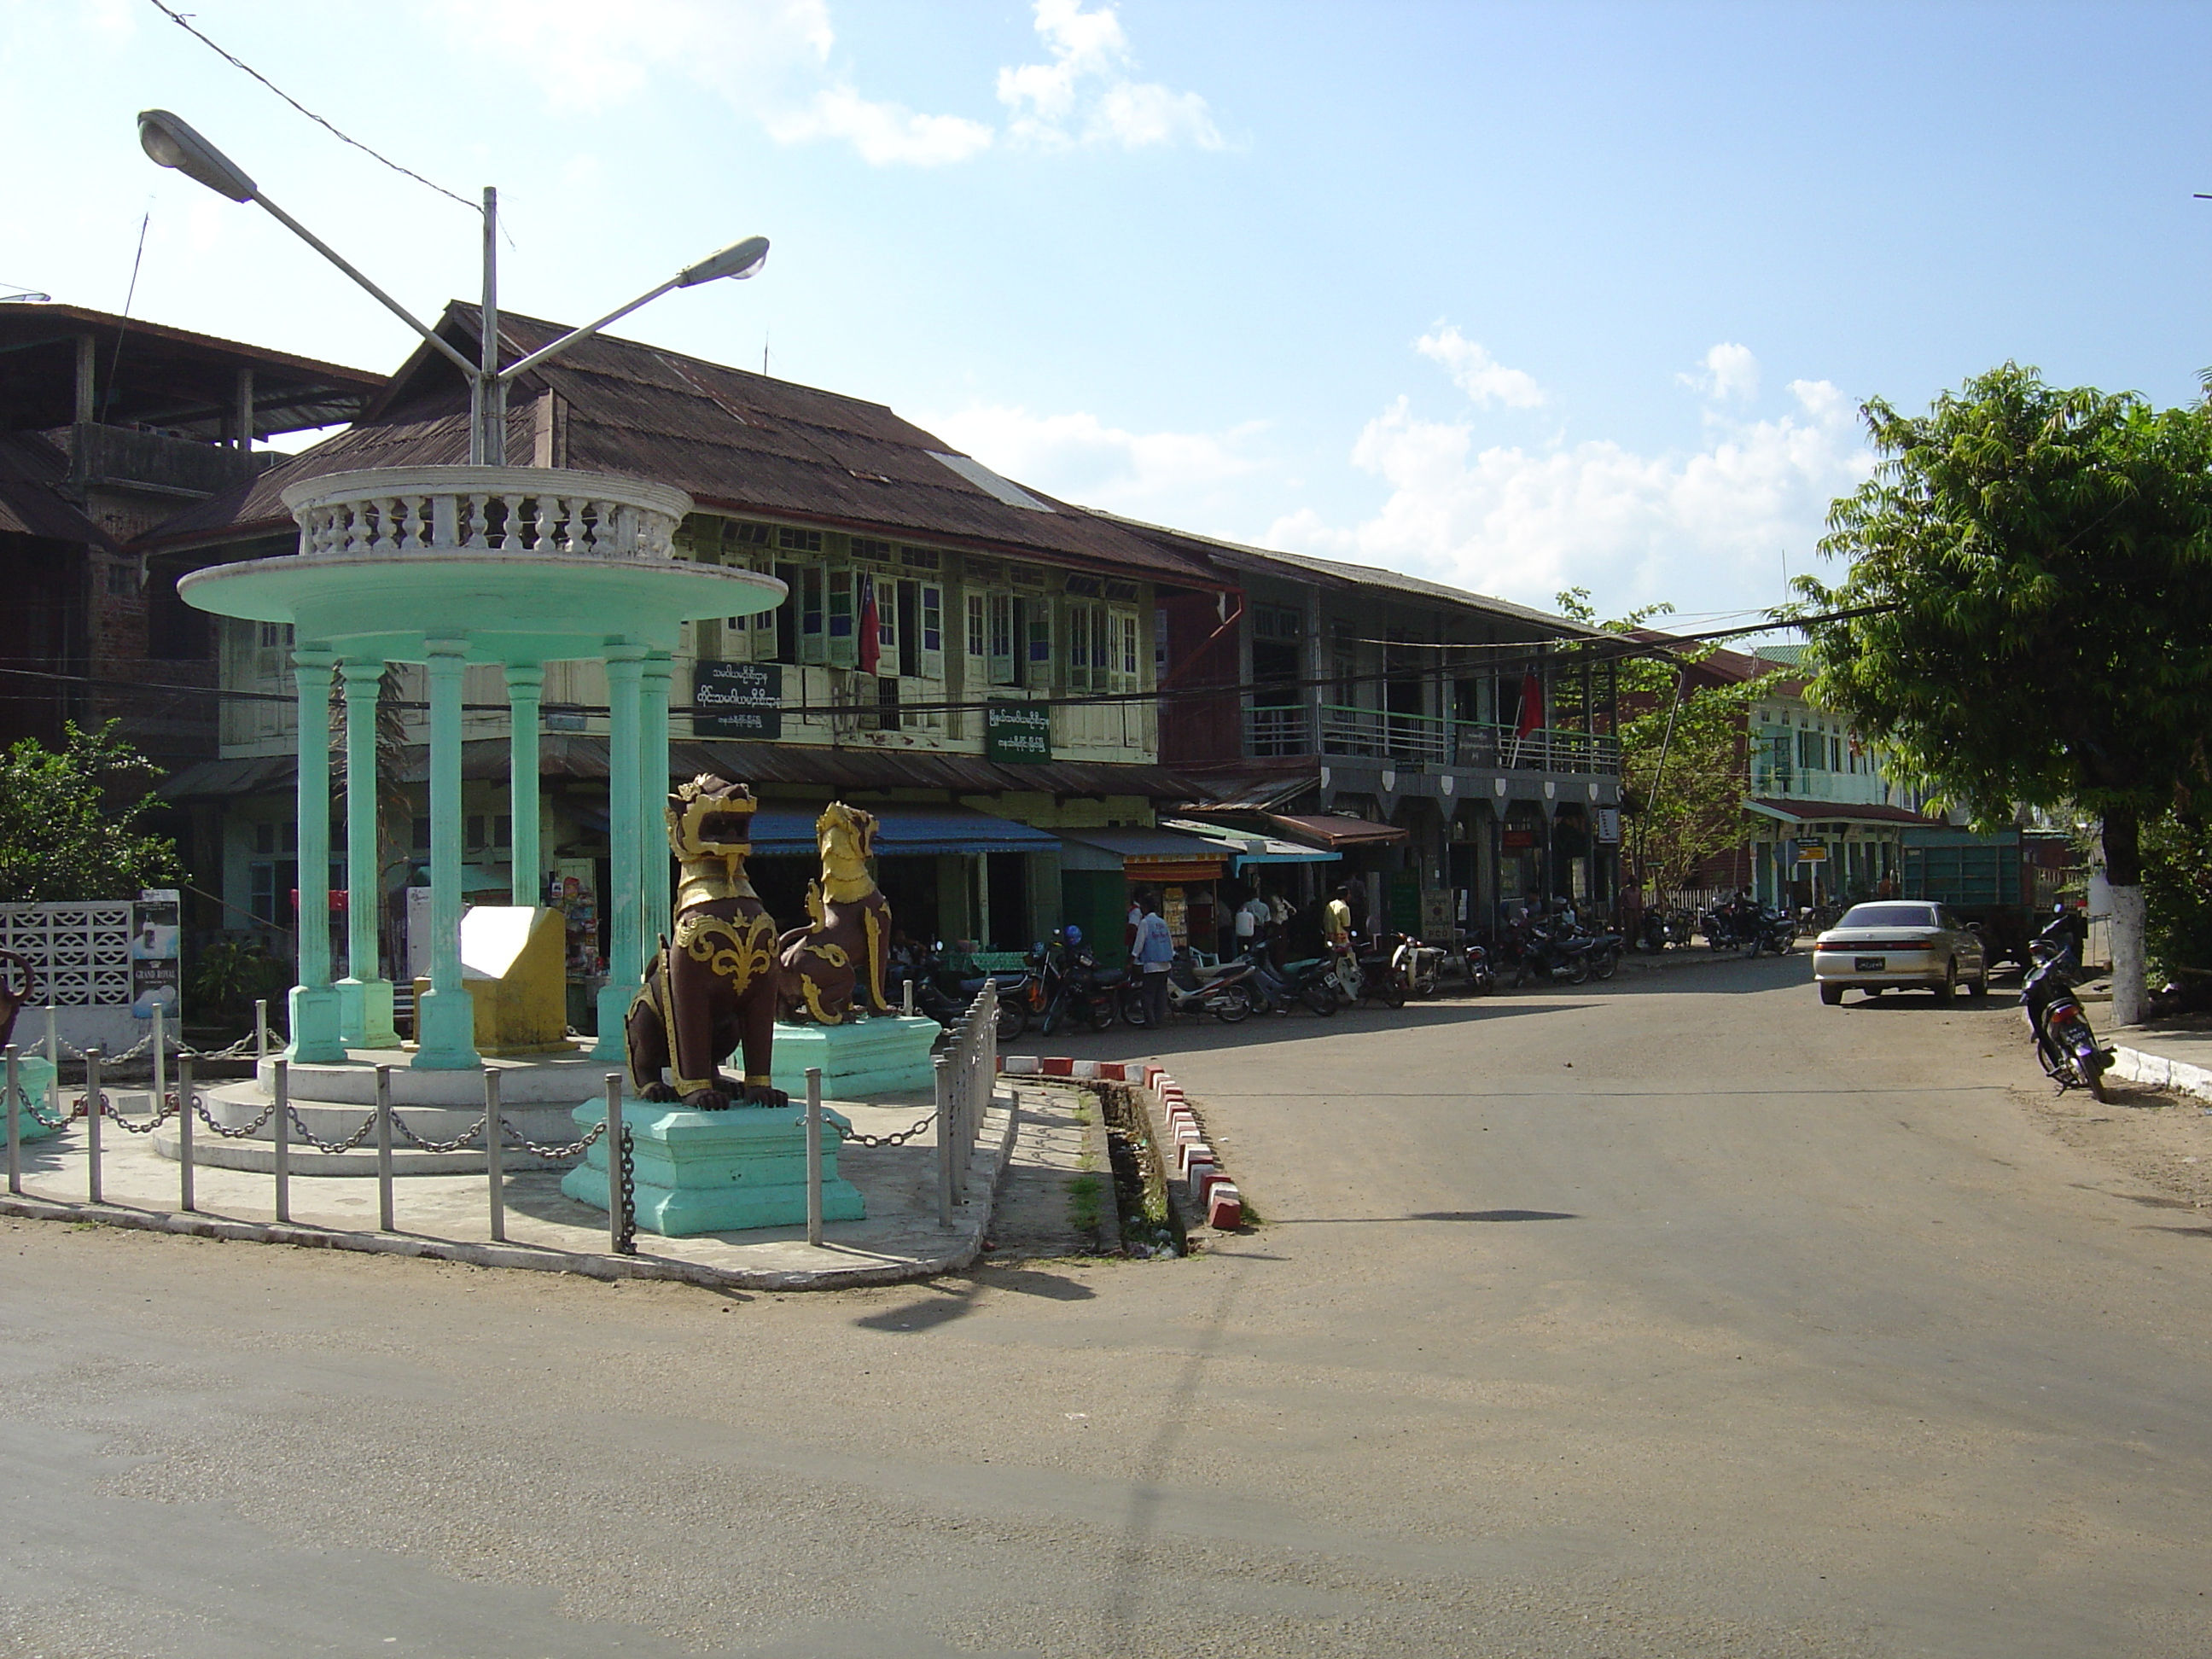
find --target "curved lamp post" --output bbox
[137,109,767,465]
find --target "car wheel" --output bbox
[1819,982,1843,1005]
[1969,968,1988,998]
[1935,960,1957,1002]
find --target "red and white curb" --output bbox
[998,1056,1243,1231]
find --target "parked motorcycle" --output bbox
[887,950,1030,1043]
[1121,950,1261,1026]
[1510,919,1595,987]
[1458,939,1497,995]
[1026,929,1128,1035]
[2022,940,2114,1101]
[1353,932,1412,1007]
[1746,907,1798,958]
[1399,937,1447,999]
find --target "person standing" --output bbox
[1132,893,1175,1028]
[1324,883,1353,948]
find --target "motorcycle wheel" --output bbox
[1592,949,1618,981]
[2086,1060,2110,1103]
[1119,984,1150,1029]
[1381,977,1407,1010]
[994,998,1028,1043]
[1569,957,1590,986]
[1210,987,1253,1024]
[1085,997,1118,1033]
[1301,981,1339,1016]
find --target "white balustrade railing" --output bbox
[936,978,998,1224]
[281,467,692,562]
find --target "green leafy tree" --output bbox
[2142,811,2212,987]
[0,722,184,902]
[1792,365,2212,1023]
[1557,590,1778,901]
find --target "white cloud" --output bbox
[1268,376,1871,616]
[1680,340,1761,402]
[998,0,1224,150]
[437,0,1219,166]
[1416,324,1544,408]
[764,87,994,166]
[923,404,1261,509]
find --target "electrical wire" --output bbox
[143,0,476,214]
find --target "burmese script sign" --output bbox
[986,700,1052,764]
[694,661,781,740]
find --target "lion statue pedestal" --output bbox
[5,1056,63,1143]
[768,1014,940,1100]
[560,1097,864,1236]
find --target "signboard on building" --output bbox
[1594,807,1621,843]
[693,661,781,740]
[129,889,181,1017]
[986,700,1052,764]
[1796,841,1828,863]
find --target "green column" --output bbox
[593,646,645,1062]
[505,662,544,908]
[413,640,480,1069]
[288,646,346,1062]
[640,652,673,949]
[336,657,399,1048]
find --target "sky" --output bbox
[8,0,2212,629]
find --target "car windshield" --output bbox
[1837,904,1938,929]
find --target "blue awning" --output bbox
[742,804,1061,859]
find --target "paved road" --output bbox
[3,955,2207,1656]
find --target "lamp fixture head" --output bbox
[137,109,256,203]
[677,236,770,288]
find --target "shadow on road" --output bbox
[1272,1208,1580,1225]
[853,1264,1096,1333]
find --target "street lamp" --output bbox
[137,109,769,465]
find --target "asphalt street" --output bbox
[3,953,2206,1657]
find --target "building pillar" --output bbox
[74,335,96,425]
[234,365,255,452]
[593,646,645,1062]
[505,662,544,908]
[413,640,480,1069]
[640,651,673,946]
[287,646,346,1063]
[336,657,399,1049]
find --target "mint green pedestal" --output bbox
[560,1097,865,1236]
[766,1016,940,1100]
[7,1057,63,1142]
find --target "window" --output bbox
[988,593,1017,685]
[799,566,825,664]
[258,621,294,649]
[1253,602,1302,641]
[106,560,136,597]
[967,592,987,662]
[465,815,512,849]
[778,526,823,551]
[1797,730,1825,771]
[1065,574,1103,598]
[724,521,771,549]
[852,537,894,562]
[254,821,300,856]
[900,545,940,570]
[920,584,943,672]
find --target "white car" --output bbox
[1812,901,1988,1004]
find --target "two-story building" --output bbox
[142,304,1233,991]
[1102,518,1621,940]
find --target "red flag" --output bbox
[1516,671,1544,738]
[857,573,882,674]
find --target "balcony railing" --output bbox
[1248,701,1619,775]
[282,466,691,562]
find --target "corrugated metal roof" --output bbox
[143,305,1226,589]
[1092,510,1608,637]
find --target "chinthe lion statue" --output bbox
[777,801,894,1025]
[626,774,786,1109]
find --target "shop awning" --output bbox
[1057,828,1227,883]
[1260,812,1411,850]
[743,804,1062,859]
[1158,818,1342,870]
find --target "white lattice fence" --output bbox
[0,901,154,1057]
[0,903,133,1008]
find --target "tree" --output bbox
[1792,365,2212,1024]
[1555,590,1779,902]
[0,722,184,902]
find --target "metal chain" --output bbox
[190,1093,278,1140]
[93,1092,178,1137]
[283,1103,381,1155]
[15,1086,80,1131]
[42,1028,257,1063]
[494,1115,608,1160]
[821,1109,939,1150]
[614,1125,637,1255]
[389,1113,489,1154]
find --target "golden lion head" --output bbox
[668,773,758,861]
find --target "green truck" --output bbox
[1899,826,2071,967]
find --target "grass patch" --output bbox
[1068,1172,1104,1237]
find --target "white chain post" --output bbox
[603,1074,625,1254]
[484,1067,504,1243]
[271,1057,289,1224]
[176,1053,195,1214]
[84,1047,103,1206]
[375,1065,394,1231]
[4,1044,19,1196]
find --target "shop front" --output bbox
[1057,828,1229,963]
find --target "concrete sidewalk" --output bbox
[2107,1019,2212,1103]
[0,1082,1068,1289]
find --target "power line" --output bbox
[144,0,476,214]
